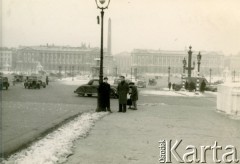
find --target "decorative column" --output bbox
[182,58,187,90]
[196,52,202,94]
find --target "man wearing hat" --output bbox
[98,77,112,112]
[117,76,129,113]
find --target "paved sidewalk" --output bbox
[66,101,240,164]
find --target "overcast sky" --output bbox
[2,0,240,55]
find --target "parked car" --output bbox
[74,79,118,98]
[14,75,25,82]
[173,83,182,91]
[137,80,147,88]
[205,84,218,92]
[24,76,46,89]
[148,78,157,86]
[0,76,10,90]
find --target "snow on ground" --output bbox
[3,112,108,164]
[141,89,205,97]
[57,77,89,86]
[141,90,183,97]
[175,91,204,97]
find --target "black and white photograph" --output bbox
[1,0,240,163]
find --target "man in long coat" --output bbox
[117,76,129,113]
[98,77,112,112]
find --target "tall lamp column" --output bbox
[196,52,202,94]
[182,58,187,90]
[95,0,111,112]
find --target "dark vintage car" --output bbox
[0,76,10,90]
[137,80,147,88]
[205,84,218,92]
[148,78,157,86]
[24,76,46,89]
[74,79,118,98]
[14,75,25,82]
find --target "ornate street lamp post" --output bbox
[185,46,195,78]
[182,46,196,90]
[196,52,202,93]
[95,0,110,83]
[182,58,187,90]
[95,0,111,112]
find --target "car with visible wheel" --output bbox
[74,79,118,98]
[24,76,46,89]
[0,76,10,90]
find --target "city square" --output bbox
[1,0,240,163]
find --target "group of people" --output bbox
[168,82,175,90]
[98,76,138,113]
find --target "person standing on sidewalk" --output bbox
[168,82,172,90]
[129,82,138,110]
[117,76,129,113]
[98,77,112,112]
[46,76,49,85]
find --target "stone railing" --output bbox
[217,83,240,116]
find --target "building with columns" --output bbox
[131,49,224,77]
[0,47,14,71]
[15,44,101,74]
[114,52,132,76]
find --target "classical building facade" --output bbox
[0,47,14,71]
[131,49,225,77]
[15,44,100,74]
[114,52,131,76]
[14,44,115,76]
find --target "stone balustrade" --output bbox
[217,83,240,115]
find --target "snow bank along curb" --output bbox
[3,112,108,164]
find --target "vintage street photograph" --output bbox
[1,0,240,163]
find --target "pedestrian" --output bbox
[127,87,132,109]
[168,82,172,90]
[98,77,112,112]
[117,76,129,113]
[46,76,49,85]
[200,80,206,93]
[185,81,189,90]
[172,83,175,91]
[129,82,138,110]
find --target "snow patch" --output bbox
[141,90,183,97]
[4,112,108,164]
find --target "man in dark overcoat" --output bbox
[46,76,49,85]
[117,76,129,113]
[129,82,138,110]
[98,77,112,112]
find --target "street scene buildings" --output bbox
[1,0,240,164]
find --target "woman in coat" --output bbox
[129,82,138,110]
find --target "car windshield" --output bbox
[29,76,37,80]
[87,80,99,85]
